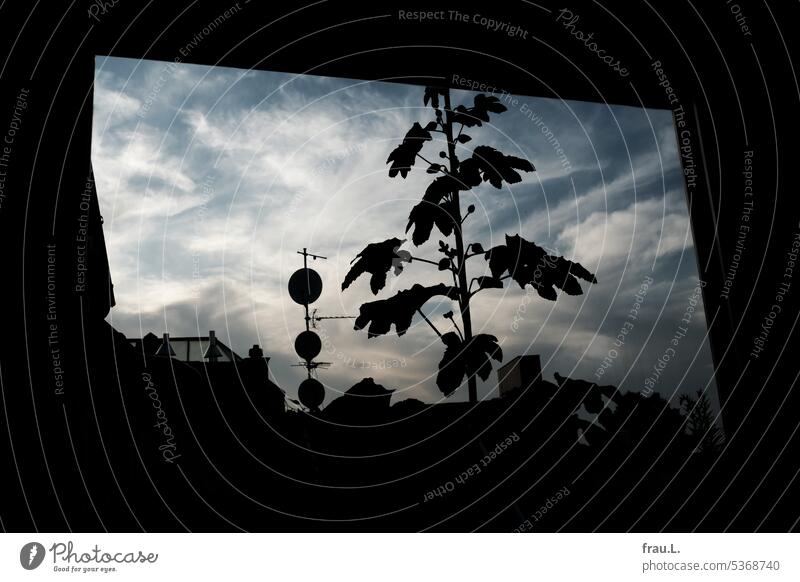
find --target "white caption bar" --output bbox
[1,533,797,581]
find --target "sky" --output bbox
[92,56,719,409]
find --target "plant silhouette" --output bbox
[353,282,459,337]
[343,86,598,401]
[341,237,411,294]
[437,332,503,396]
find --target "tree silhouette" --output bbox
[342,86,597,402]
[679,390,724,455]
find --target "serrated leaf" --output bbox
[535,285,558,301]
[473,93,507,114]
[426,174,462,198]
[454,157,482,188]
[405,177,461,245]
[406,198,459,246]
[393,249,412,275]
[436,333,503,396]
[451,104,482,127]
[450,94,508,129]
[470,145,535,188]
[423,86,442,109]
[342,237,410,294]
[354,283,458,338]
[386,122,432,178]
[485,245,510,278]
[483,234,597,299]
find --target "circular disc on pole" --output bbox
[288,268,323,305]
[298,378,325,411]
[295,330,322,361]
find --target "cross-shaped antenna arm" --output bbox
[297,248,328,261]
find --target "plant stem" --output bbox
[417,309,442,338]
[443,88,477,403]
[451,318,464,341]
[415,153,443,170]
[409,255,440,267]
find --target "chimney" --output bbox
[244,344,281,415]
[203,330,223,362]
[155,333,175,357]
[248,344,270,374]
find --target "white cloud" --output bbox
[557,192,693,268]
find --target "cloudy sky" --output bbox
[92,56,718,408]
